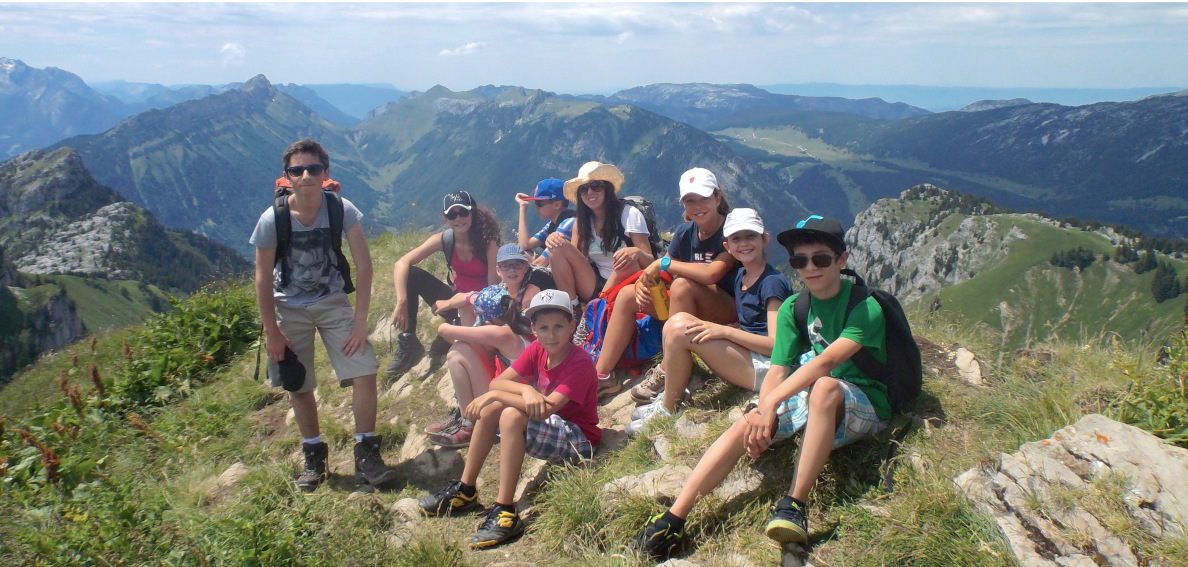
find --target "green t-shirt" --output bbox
[770,279,892,420]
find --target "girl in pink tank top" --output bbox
[385,191,503,379]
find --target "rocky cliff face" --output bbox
[13,201,139,278]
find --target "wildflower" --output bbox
[89,363,105,398]
[122,339,132,360]
[90,336,98,352]
[71,353,79,367]
[17,429,60,483]
[127,413,159,439]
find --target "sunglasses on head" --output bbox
[579,181,608,194]
[790,253,838,270]
[284,164,327,177]
[444,207,471,220]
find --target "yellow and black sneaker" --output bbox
[418,480,482,517]
[631,512,685,560]
[468,505,524,549]
[764,496,809,544]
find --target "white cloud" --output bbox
[220,42,245,66]
[439,42,485,57]
[616,31,633,45]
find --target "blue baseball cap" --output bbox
[525,178,565,201]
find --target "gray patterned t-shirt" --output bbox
[249,194,362,308]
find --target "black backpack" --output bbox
[792,269,921,413]
[273,183,354,294]
[617,196,667,257]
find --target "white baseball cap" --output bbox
[679,167,718,198]
[724,208,765,237]
[525,289,573,319]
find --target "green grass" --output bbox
[48,275,168,331]
[3,233,1187,566]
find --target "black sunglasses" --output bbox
[284,164,327,177]
[790,253,837,270]
[579,181,608,194]
[445,208,471,220]
[534,200,551,208]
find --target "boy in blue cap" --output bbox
[516,178,575,266]
[632,214,891,560]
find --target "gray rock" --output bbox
[653,436,675,463]
[204,461,250,502]
[711,467,764,507]
[674,410,714,439]
[514,459,549,510]
[603,464,693,504]
[954,347,984,386]
[955,414,1188,567]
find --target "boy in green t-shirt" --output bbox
[632,215,891,560]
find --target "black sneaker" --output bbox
[765,497,809,545]
[418,480,483,517]
[296,441,328,492]
[632,513,684,560]
[353,436,398,487]
[468,506,525,549]
[385,332,425,378]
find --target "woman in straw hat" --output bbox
[544,161,655,307]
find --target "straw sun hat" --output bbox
[563,161,625,204]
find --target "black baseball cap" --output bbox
[776,215,847,253]
[442,191,475,214]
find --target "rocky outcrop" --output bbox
[14,201,139,278]
[955,414,1188,567]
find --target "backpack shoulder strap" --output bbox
[844,282,890,385]
[441,228,456,287]
[273,194,293,287]
[323,191,354,294]
[793,291,811,350]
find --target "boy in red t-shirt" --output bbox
[419,289,600,549]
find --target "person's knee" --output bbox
[615,283,638,305]
[663,312,695,347]
[480,399,506,420]
[499,406,529,430]
[807,377,844,411]
[669,277,697,302]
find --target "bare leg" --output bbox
[669,417,749,518]
[496,407,530,505]
[460,399,505,486]
[350,374,378,433]
[445,342,492,408]
[789,377,845,503]
[594,285,642,374]
[546,241,598,301]
[291,390,320,438]
[669,278,737,325]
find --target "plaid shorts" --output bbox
[771,378,888,449]
[524,414,594,465]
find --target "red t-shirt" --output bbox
[510,341,601,446]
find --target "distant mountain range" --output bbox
[760,83,1186,112]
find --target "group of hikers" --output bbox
[253,139,906,559]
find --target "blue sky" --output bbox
[2,2,1186,94]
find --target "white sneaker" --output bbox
[626,401,671,436]
[632,388,689,420]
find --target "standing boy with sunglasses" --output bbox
[632,215,890,561]
[251,139,397,492]
[515,178,575,266]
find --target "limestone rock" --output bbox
[781,543,814,567]
[653,436,675,463]
[658,559,699,567]
[436,371,455,404]
[596,428,629,458]
[602,464,693,504]
[514,459,549,510]
[204,461,250,502]
[955,414,1188,567]
[953,347,983,386]
[711,467,764,507]
[399,432,464,480]
[674,410,714,439]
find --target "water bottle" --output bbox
[648,280,670,321]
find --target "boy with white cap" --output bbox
[419,289,601,550]
[627,208,791,435]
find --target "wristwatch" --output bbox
[660,256,671,273]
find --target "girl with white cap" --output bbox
[627,207,792,436]
[608,167,740,400]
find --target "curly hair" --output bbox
[575,187,626,256]
[682,188,732,222]
[466,205,503,262]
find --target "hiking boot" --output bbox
[385,332,425,378]
[632,512,684,560]
[295,441,328,492]
[597,370,623,398]
[425,407,462,435]
[418,480,483,517]
[626,400,671,437]
[428,420,473,449]
[630,365,666,403]
[353,436,398,487]
[765,497,809,545]
[468,506,525,549]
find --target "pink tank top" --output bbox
[451,247,488,293]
